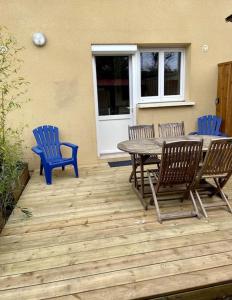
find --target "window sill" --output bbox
[137,101,195,109]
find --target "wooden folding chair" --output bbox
[147,140,203,223]
[128,125,160,182]
[158,122,185,138]
[194,138,232,217]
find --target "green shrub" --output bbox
[0,26,30,220]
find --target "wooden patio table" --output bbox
[117,134,225,209]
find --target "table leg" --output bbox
[140,155,144,199]
[133,154,148,210]
[132,154,137,188]
[129,153,151,210]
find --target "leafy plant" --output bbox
[0,26,30,222]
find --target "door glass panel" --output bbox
[140,52,158,97]
[164,52,181,95]
[96,56,129,116]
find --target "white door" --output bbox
[93,55,134,155]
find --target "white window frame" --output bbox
[138,48,185,103]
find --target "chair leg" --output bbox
[73,161,79,177]
[129,170,134,182]
[195,190,208,218]
[40,162,43,175]
[214,178,232,214]
[44,167,52,185]
[189,190,201,219]
[140,156,145,199]
[147,170,162,223]
[129,165,139,183]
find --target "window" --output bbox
[141,52,159,97]
[95,56,130,116]
[139,49,185,102]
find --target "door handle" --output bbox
[215,97,220,105]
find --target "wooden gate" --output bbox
[217,61,232,136]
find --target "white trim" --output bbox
[137,96,185,103]
[91,44,137,55]
[100,149,123,155]
[92,57,101,156]
[137,101,195,108]
[159,51,164,98]
[98,115,132,121]
[131,52,138,123]
[100,152,130,159]
[138,48,185,103]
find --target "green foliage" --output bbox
[0,132,23,215]
[0,26,30,220]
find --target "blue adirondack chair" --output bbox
[190,115,225,136]
[32,125,79,184]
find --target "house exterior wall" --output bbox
[1,0,232,169]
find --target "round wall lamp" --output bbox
[0,45,8,54]
[32,32,47,47]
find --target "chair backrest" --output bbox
[199,138,232,178]
[158,122,185,138]
[33,125,62,160]
[128,124,155,140]
[157,140,203,190]
[197,115,222,135]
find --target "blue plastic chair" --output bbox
[190,115,225,136]
[32,125,79,184]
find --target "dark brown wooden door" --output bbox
[217,62,232,136]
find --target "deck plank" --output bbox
[66,265,232,300]
[0,239,232,290]
[1,164,232,299]
[1,252,232,299]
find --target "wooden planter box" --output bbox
[0,163,30,232]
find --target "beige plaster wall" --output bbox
[1,0,232,169]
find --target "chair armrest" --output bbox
[32,146,47,165]
[60,142,78,149]
[32,146,43,155]
[60,142,78,159]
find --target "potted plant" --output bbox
[0,26,31,231]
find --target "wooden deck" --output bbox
[1,163,232,299]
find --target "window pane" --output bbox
[96,56,129,116]
[140,52,158,97]
[164,52,181,96]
